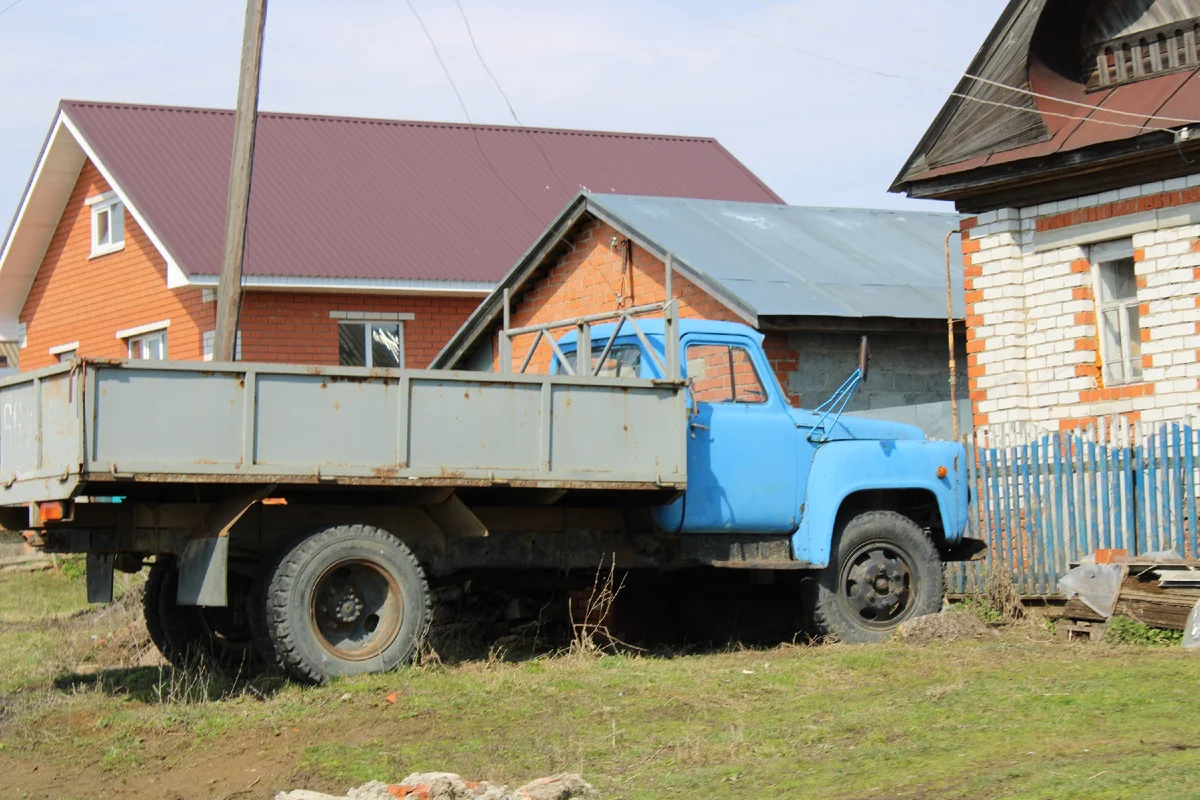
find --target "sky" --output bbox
[0,0,1008,229]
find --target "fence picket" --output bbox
[954,418,1198,597]
[1187,423,1198,559]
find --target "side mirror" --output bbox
[858,336,871,384]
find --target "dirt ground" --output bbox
[2,567,1199,800]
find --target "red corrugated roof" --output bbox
[62,101,781,284]
[906,57,1199,184]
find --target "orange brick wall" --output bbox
[499,218,801,403]
[19,160,482,372]
[238,293,479,367]
[19,161,210,370]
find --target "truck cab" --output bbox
[557,318,973,642]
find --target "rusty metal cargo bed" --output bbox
[0,359,688,506]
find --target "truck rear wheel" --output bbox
[813,510,943,643]
[262,524,431,684]
[143,558,265,676]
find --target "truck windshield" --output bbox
[563,345,642,377]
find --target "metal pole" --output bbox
[499,287,513,372]
[664,253,679,381]
[214,0,268,362]
[945,228,960,440]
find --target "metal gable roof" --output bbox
[586,194,964,319]
[433,193,963,369]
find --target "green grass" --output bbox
[1,567,1199,798]
[0,564,142,693]
[1105,615,1185,647]
[0,562,92,624]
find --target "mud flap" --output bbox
[177,536,228,607]
[86,552,115,603]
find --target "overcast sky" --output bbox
[0,0,1006,228]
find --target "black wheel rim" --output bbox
[309,559,404,661]
[196,573,256,659]
[837,540,916,631]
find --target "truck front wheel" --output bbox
[813,510,943,643]
[262,524,431,684]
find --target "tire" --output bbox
[262,524,431,684]
[812,510,943,644]
[143,558,267,677]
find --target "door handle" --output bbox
[689,422,710,430]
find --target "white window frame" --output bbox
[48,341,80,362]
[115,320,169,361]
[202,330,243,361]
[86,191,125,258]
[338,319,407,368]
[1091,239,1141,386]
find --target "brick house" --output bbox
[434,193,968,439]
[892,0,1200,430]
[0,101,781,372]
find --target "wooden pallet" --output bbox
[1057,619,1107,642]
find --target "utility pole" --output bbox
[214,0,268,361]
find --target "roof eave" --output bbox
[900,129,1184,207]
[889,0,1031,194]
[0,110,87,331]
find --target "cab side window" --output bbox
[686,343,767,404]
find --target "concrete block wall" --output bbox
[964,175,1200,430]
[781,331,966,413]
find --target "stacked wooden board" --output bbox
[1060,558,1200,630]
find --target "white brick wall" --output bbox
[965,178,1200,431]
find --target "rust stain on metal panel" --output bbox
[370,466,400,478]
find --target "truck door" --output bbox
[677,336,801,534]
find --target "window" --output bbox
[564,345,642,377]
[202,330,243,361]
[686,343,767,404]
[1093,242,1141,385]
[86,191,125,258]
[339,322,404,368]
[48,341,79,362]
[128,330,167,360]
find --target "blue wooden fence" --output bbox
[946,418,1200,597]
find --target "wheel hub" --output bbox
[841,545,914,628]
[324,585,365,624]
[310,560,404,662]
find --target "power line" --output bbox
[451,0,577,194]
[749,0,1200,127]
[0,0,28,18]
[671,1,1181,135]
[403,0,542,219]
[452,0,521,125]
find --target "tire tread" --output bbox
[264,524,431,684]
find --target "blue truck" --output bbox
[0,300,978,682]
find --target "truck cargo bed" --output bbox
[0,359,688,505]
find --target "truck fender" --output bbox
[792,439,967,568]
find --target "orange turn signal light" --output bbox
[936,466,948,479]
